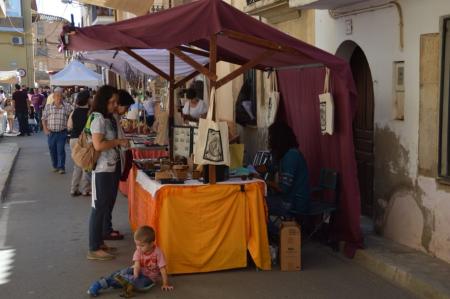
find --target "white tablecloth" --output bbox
[136,169,266,198]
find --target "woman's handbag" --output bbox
[194,88,230,166]
[71,115,100,171]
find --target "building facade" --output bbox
[32,13,69,86]
[302,0,450,264]
[0,0,36,90]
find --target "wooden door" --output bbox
[350,47,374,218]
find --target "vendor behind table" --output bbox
[182,88,208,122]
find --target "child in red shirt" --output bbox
[88,226,173,297]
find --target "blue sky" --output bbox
[36,0,82,26]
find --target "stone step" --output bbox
[351,235,450,299]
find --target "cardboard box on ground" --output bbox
[280,221,301,271]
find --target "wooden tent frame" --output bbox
[112,29,306,183]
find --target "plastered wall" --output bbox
[315,0,450,263]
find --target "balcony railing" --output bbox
[151,5,165,13]
[244,0,300,24]
[91,6,114,25]
[92,6,114,20]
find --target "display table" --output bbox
[127,165,271,274]
[119,146,168,196]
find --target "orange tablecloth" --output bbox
[119,148,168,196]
[127,166,271,274]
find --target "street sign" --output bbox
[17,68,26,77]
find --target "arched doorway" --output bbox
[337,41,375,218]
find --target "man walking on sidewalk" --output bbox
[42,87,72,174]
[12,84,30,136]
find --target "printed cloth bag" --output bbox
[267,71,280,126]
[194,88,230,166]
[319,67,335,135]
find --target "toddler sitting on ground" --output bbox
[88,226,174,297]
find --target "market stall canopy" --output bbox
[78,49,209,79]
[0,70,19,84]
[63,0,363,256]
[50,60,102,87]
[77,0,154,16]
[63,0,355,90]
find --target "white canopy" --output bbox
[50,60,102,87]
[78,49,209,79]
[0,70,19,84]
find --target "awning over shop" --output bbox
[0,70,19,84]
[77,0,154,16]
[78,49,209,79]
[62,0,363,256]
[289,0,369,9]
[50,60,102,87]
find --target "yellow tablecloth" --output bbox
[128,166,271,274]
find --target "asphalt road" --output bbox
[0,134,418,299]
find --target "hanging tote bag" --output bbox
[267,71,280,126]
[319,68,335,135]
[71,114,100,171]
[194,88,230,166]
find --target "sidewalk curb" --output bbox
[353,249,448,299]
[345,235,450,299]
[0,143,20,202]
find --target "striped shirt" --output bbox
[42,102,73,132]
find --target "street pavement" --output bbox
[0,133,418,299]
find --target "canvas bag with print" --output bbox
[319,67,335,135]
[194,88,230,166]
[267,71,280,126]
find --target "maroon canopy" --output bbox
[64,0,353,83]
[64,0,363,255]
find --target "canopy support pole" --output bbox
[169,53,175,161]
[170,48,217,81]
[216,50,275,89]
[121,47,171,81]
[273,63,324,71]
[177,46,210,58]
[220,29,306,58]
[208,34,218,184]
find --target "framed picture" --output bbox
[173,126,198,158]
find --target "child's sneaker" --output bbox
[87,281,102,297]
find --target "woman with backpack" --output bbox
[87,85,129,261]
[68,90,92,197]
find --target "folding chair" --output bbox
[298,168,339,242]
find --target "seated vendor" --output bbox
[262,121,310,215]
[182,88,208,122]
